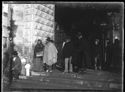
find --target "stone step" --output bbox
[10,69,122,90]
[11,75,122,90]
[30,70,121,83]
[10,78,116,90]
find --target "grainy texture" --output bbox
[8,69,122,92]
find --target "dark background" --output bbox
[54,3,123,71]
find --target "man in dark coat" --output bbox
[105,39,113,70]
[76,32,91,72]
[94,38,102,70]
[62,37,74,73]
[12,51,22,79]
[112,39,121,69]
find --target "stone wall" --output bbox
[11,4,55,63]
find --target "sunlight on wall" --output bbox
[12,4,55,62]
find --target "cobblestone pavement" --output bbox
[3,69,123,92]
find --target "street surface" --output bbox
[6,69,122,92]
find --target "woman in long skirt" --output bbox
[33,39,44,72]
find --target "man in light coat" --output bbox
[43,37,58,72]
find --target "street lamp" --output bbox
[7,5,17,84]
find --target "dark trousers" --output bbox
[72,50,90,72]
[45,64,52,71]
[12,70,20,79]
[79,51,90,68]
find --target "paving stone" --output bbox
[9,69,122,91]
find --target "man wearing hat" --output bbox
[12,51,22,79]
[43,37,58,72]
[76,32,91,72]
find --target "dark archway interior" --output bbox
[55,3,122,50]
[55,3,121,38]
[55,3,122,71]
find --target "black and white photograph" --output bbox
[2,1,124,92]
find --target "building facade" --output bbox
[8,4,55,62]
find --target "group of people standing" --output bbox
[33,37,58,72]
[33,32,91,74]
[11,32,91,79]
[5,37,58,80]
[61,32,91,73]
[3,32,121,80]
